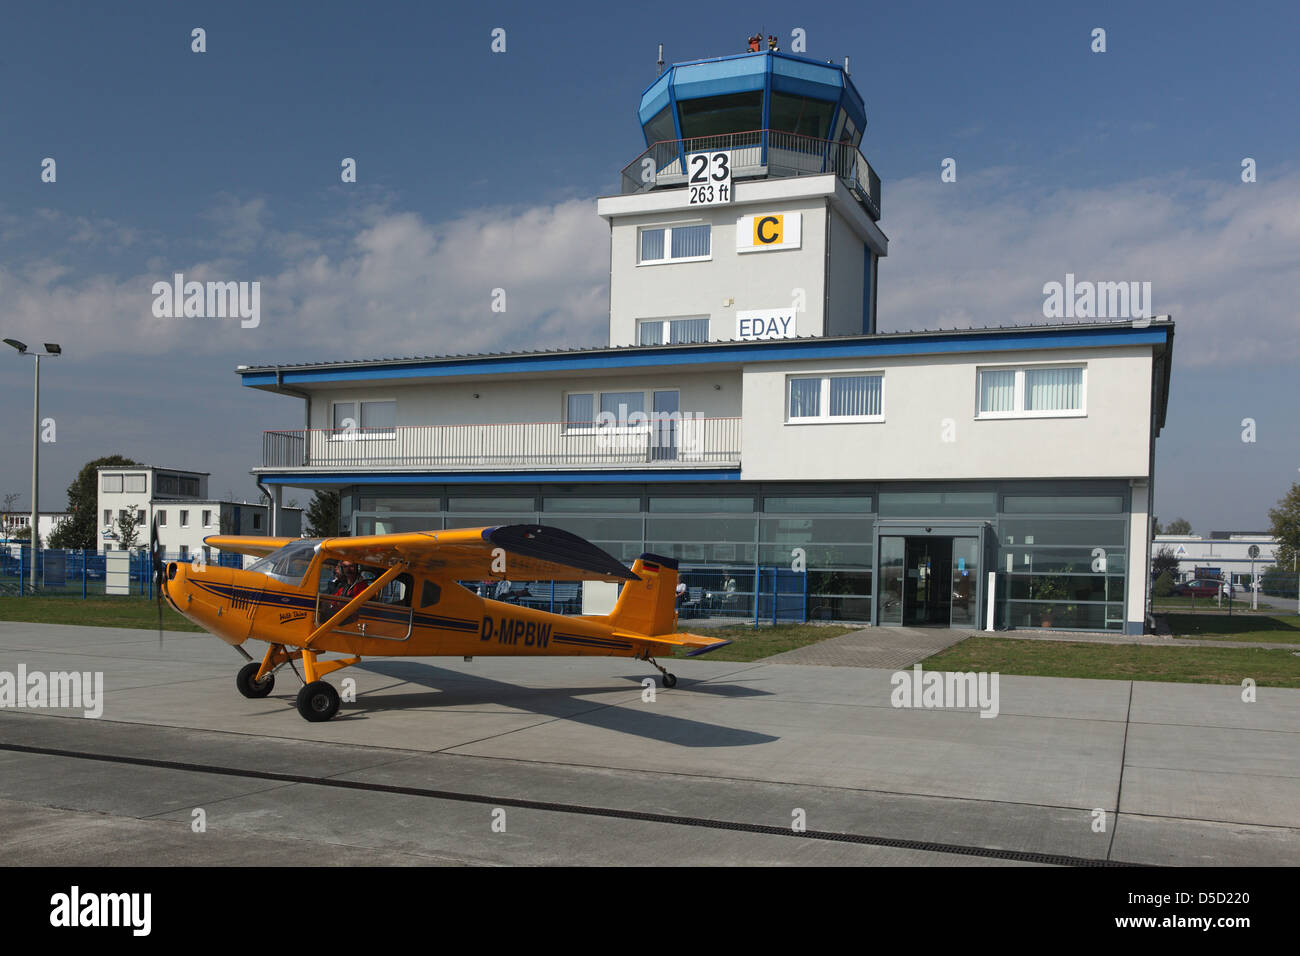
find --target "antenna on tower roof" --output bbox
[657,43,664,74]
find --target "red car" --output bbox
[1174,578,1224,597]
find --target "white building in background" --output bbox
[96,465,301,561]
[1,511,71,544]
[1152,532,1280,587]
[234,48,1175,635]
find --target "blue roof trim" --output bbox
[240,327,1171,388]
[638,72,673,125]
[257,470,743,485]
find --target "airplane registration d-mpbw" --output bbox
[154,523,731,721]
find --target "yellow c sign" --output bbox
[754,215,783,245]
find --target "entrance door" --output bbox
[652,390,678,461]
[902,537,953,626]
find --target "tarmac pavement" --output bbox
[0,620,1296,866]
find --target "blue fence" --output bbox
[0,547,244,598]
[2,547,815,622]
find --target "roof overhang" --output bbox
[239,321,1175,396]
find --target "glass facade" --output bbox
[335,482,1134,631]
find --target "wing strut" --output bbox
[303,562,408,648]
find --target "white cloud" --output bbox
[879,167,1300,366]
[1,170,1296,367]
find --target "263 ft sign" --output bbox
[686,151,732,205]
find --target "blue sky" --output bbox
[1,0,1297,530]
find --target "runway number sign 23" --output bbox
[687,151,732,205]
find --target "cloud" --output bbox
[0,197,610,361]
[879,166,1300,366]
[1,168,1296,368]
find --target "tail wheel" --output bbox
[236,662,275,699]
[662,672,677,688]
[296,681,340,722]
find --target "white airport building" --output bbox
[236,48,1174,634]
[96,465,301,561]
[1,511,70,544]
[1152,532,1280,587]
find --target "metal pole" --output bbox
[30,353,39,591]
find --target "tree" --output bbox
[114,504,143,553]
[1151,517,1162,535]
[1151,545,1180,580]
[1164,517,1192,535]
[48,454,143,549]
[305,490,342,537]
[1152,571,1175,597]
[1267,482,1300,577]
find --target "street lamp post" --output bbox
[4,339,61,591]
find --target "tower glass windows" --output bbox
[677,92,763,139]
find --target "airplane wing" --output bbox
[317,524,639,583]
[202,535,298,558]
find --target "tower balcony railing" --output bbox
[260,418,743,471]
[620,129,881,221]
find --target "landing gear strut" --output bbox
[646,655,677,688]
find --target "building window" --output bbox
[253,513,262,530]
[179,545,189,561]
[103,474,123,493]
[977,365,1085,418]
[638,223,711,264]
[332,400,396,438]
[638,317,710,345]
[180,510,189,527]
[136,510,145,523]
[565,393,594,426]
[202,509,212,527]
[124,474,146,493]
[103,509,112,527]
[564,389,679,432]
[787,374,884,423]
[157,510,167,526]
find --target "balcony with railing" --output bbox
[260,418,743,472]
[620,129,881,221]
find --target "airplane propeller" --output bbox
[151,515,164,646]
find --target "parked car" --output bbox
[1173,578,1224,597]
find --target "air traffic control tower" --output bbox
[597,48,887,348]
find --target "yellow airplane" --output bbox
[155,522,731,721]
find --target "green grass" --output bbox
[921,636,1300,687]
[1161,612,1300,644]
[678,623,858,662]
[0,598,855,654]
[0,596,203,632]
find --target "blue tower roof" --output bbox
[637,50,867,148]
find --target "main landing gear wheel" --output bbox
[236,662,275,699]
[296,681,341,722]
[662,672,677,688]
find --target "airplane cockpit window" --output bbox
[246,538,321,584]
[318,559,413,607]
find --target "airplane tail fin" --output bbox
[606,553,682,637]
